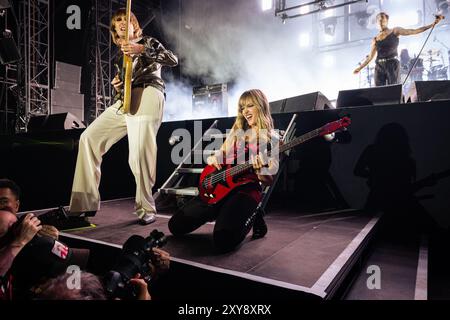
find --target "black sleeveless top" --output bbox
[375,31,399,60]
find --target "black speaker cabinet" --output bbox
[270,91,333,114]
[336,84,403,108]
[27,112,85,133]
[406,80,450,103]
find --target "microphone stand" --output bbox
[366,64,372,87]
[402,20,438,86]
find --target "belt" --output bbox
[377,56,398,63]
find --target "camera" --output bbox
[7,212,90,297]
[37,206,69,228]
[104,229,167,300]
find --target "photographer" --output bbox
[104,231,170,300]
[0,178,91,298]
[35,271,151,300]
[35,246,170,300]
[0,211,41,300]
[0,179,59,239]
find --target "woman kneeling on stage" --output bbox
[168,89,279,252]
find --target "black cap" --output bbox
[11,235,90,291]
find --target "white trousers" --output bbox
[69,86,164,214]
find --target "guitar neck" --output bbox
[223,127,323,178]
[125,0,132,45]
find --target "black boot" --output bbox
[252,211,268,239]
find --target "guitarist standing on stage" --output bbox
[168,89,279,252]
[69,8,178,225]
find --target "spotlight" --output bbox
[355,11,371,28]
[0,29,20,64]
[322,17,337,36]
[318,0,334,10]
[435,0,450,14]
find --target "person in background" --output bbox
[354,12,444,86]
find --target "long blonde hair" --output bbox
[110,8,143,45]
[222,89,274,153]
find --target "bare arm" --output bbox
[252,152,279,186]
[394,15,444,36]
[353,39,377,74]
[0,214,41,276]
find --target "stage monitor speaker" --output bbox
[407,80,450,103]
[336,84,402,108]
[27,112,86,133]
[270,91,333,114]
[269,99,285,113]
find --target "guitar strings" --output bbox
[204,121,348,187]
[204,128,323,186]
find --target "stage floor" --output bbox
[59,198,379,299]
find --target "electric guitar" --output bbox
[198,117,351,205]
[121,0,133,114]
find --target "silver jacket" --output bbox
[114,36,178,99]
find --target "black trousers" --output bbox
[375,59,400,86]
[168,192,258,252]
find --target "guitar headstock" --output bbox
[320,117,351,136]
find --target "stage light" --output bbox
[262,0,272,11]
[299,33,310,48]
[318,0,335,12]
[322,16,337,36]
[0,0,10,18]
[0,29,20,64]
[355,11,371,28]
[435,0,449,14]
[0,0,11,10]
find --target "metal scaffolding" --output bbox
[20,0,51,119]
[88,0,113,124]
[1,0,159,131]
[0,7,24,134]
[275,0,367,21]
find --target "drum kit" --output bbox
[402,48,449,82]
[358,40,449,88]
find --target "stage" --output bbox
[6,99,450,300]
[44,198,379,300]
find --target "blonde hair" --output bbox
[222,89,274,153]
[110,8,143,45]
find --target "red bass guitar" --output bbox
[198,117,351,205]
